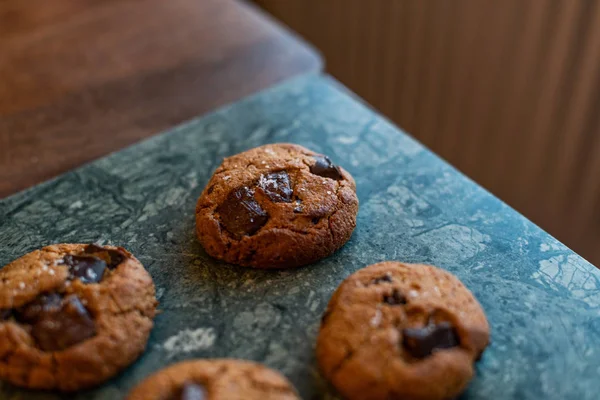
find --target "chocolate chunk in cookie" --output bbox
[293,199,302,213]
[0,309,11,320]
[126,359,299,400]
[258,171,293,202]
[64,254,106,284]
[317,262,490,400]
[83,244,126,269]
[310,155,343,180]
[196,144,358,268]
[383,288,407,305]
[403,320,460,358]
[0,243,157,391]
[372,274,393,284]
[15,292,62,323]
[180,382,207,400]
[217,187,269,237]
[62,244,129,284]
[18,294,96,352]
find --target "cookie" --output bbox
[316,261,490,400]
[126,359,300,400]
[195,143,359,268]
[0,243,158,391]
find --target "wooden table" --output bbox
[0,0,321,198]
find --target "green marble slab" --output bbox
[1,74,599,400]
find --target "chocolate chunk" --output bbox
[372,274,393,284]
[293,199,302,213]
[180,382,207,400]
[0,309,12,320]
[310,155,343,180]
[64,254,106,284]
[402,321,460,358]
[383,289,407,305]
[27,294,96,351]
[258,171,293,202]
[15,293,96,351]
[15,293,62,324]
[83,244,126,269]
[217,187,269,237]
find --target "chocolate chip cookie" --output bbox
[126,359,300,400]
[317,261,490,400]
[0,243,158,391]
[195,143,359,268]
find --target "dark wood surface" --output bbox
[0,0,322,198]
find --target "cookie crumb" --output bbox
[69,200,83,209]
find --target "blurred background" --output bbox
[255,0,600,266]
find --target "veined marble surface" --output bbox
[1,74,599,399]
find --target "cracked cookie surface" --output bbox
[195,143,359,268]
[126,359,300,400]
[0,243,157,391]
[317,261,490,400]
